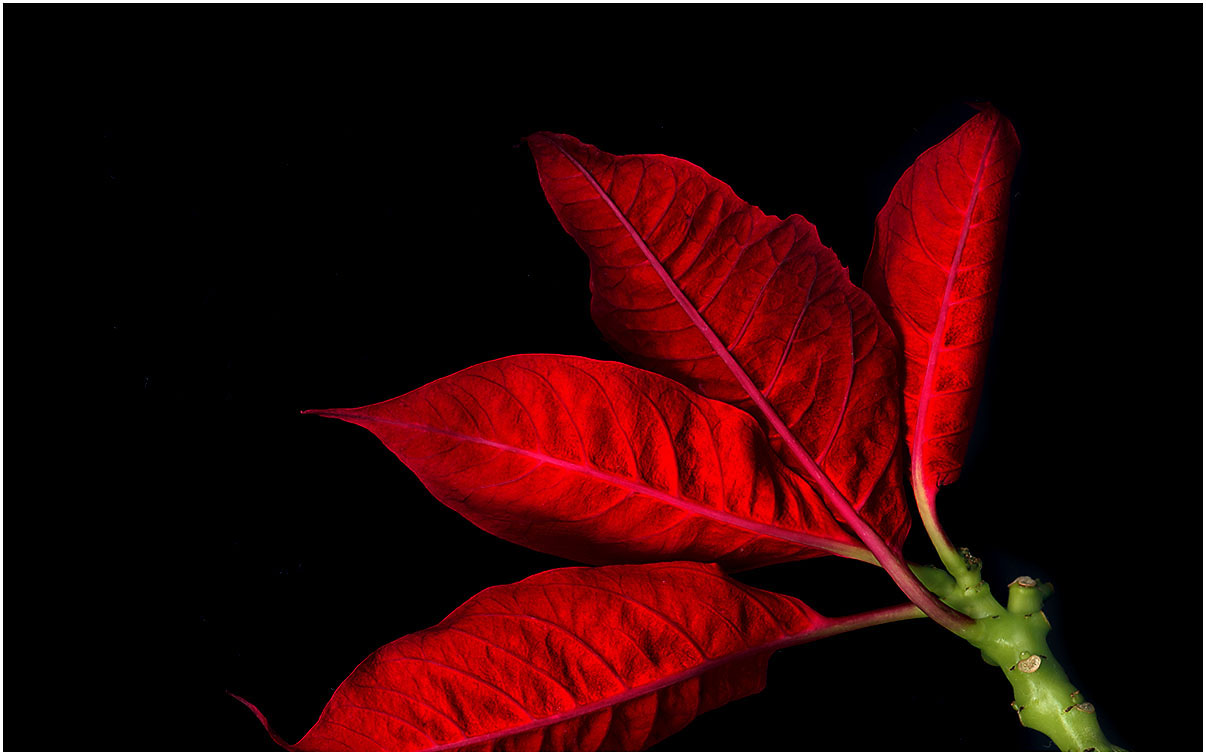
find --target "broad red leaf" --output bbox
[234,562,919,751]
[526,133,908,549]
[306,354,873,569]
[863,105,1019,508]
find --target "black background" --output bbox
[6,5,1203,752]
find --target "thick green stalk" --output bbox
[930,569,1122,751]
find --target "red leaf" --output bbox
[234,562,919,751]
[306,355,872,569]
[863,105,1020,507]
[526,133,908,550]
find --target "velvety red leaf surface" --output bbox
[863,105,1020,506]
[238,562,898,751]
[307,355,872,569]
[527,133,908,549]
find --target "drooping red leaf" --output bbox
[306,354,874,570]
[526,133,908,550]
[863,105,1019,510]
[234,562,920,751]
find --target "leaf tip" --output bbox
[525,131,581,154]
[964,100,1017,132]
[300,408,342,419]
[524,131,557,151]
[301,407,377,430]
[227,690,295,750]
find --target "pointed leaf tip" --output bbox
[300,408,350,420]
[228,691,294,750]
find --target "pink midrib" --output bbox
[910,118,1003,503]
[415,603,917,751]
[311,408,865,559]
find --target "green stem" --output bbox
[934,574,1122,751]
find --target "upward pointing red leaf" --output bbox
[235,562,920,751]
[307,355,872,570]
[863,105,1020,507]
[526,133,909,551]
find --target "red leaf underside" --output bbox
[527,133,909,550]
[236,562,913,751]
[863,105,1020,505]
[308,355,871,569]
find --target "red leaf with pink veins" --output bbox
[233,562,920,751]
[307,354,875,570]
[863,105,1020,509]
[527,133,908,550]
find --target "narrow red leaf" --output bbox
[863,105,1020,510]
[234,562,921,751]
[307,354,874,569]
[526,132,909,552]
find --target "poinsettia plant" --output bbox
[232,104,1122,751]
